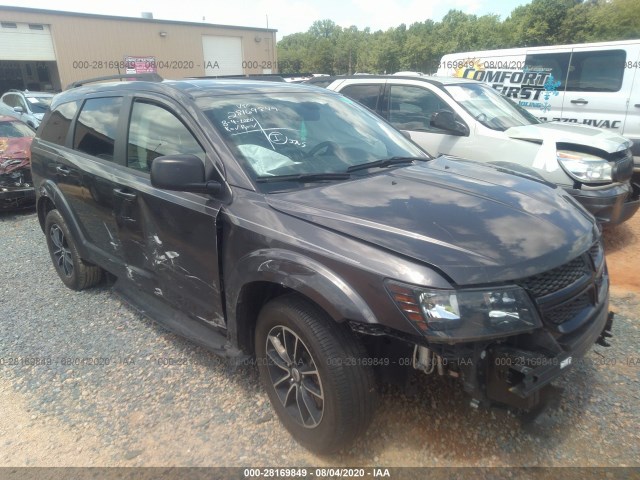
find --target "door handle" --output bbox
[570,99,589,105]
[113,188,137,201]
[55,165,70,175]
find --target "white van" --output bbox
[436,40,640,171]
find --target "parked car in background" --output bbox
[326,75,639,226]
[0,115,36,210]
[0,90,54,129]
[393,71,427,76]
[31,75,613,453]
[302,75,338,88]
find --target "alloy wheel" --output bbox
[265,325,324,428]
[50,224,74,277]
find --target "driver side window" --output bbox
[127,101,204,173]
[388,85,452,133]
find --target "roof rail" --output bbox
[67,73,164,89]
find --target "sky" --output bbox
[5,0,533,40]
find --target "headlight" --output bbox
[386,280,541,342]
[557,150,611,183]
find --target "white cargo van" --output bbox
[436,40,640,174]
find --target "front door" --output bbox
[113,97,226,327]
[561,46,629,133]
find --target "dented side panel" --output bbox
[113,184,226,328]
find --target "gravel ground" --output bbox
[1,210,639,468]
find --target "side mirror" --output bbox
[430,110,469,136]
[150,154,222,195]
[13,106,24,114]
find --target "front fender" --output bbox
[226,248,378,326]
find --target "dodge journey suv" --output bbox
[31,75,613,453]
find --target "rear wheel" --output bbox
[255,295,377,453]
[44,210,102,290]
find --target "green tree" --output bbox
[590,0,640,40]
[275,0,640,74]
[504,0,581,47]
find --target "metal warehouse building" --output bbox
[0,6,278,92]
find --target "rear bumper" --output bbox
[567,182,639,226]
[0,186,36,210]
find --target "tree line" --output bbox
[276,0,640,75]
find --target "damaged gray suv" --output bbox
[31,75,613,453]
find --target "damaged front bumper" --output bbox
[486,312,613,410]
[567,181,639,226]
[455,302,613,411]
[0,168,35,210]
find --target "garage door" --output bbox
[202,36,242,76]
[0,22,55,61]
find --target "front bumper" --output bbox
[0,186,36,210]
[485,314,612,410]
[483,287,612,410]
[566,182,639,226]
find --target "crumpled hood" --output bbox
[0,137,33,173]
[505,122,631,154]
[267,157,598,285]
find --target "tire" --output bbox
[255,295,377,454]
[44,209,102,290]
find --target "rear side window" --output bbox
[566,49,626,92]
[73,97,123,160]
[126,101,204,173]
[339,84,381,111]
[39,101,79,146]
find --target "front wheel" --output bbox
[255,295,377,454]
[44,209,103,290]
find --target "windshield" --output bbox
[0,120,35,138]
[444,83,540,131]
[198,91,428,189]
[26,95,53,114]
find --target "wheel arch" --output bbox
[226,249,378,354]
[37,180,91,260]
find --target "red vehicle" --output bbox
[0,115,35,210]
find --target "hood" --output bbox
[267,157,598,285]
[0,137,33,173]
[505,122,631,154]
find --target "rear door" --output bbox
[113,95,226,327]
[60,95,127,264]
[623,47,640,160]
[561,46,628,133]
